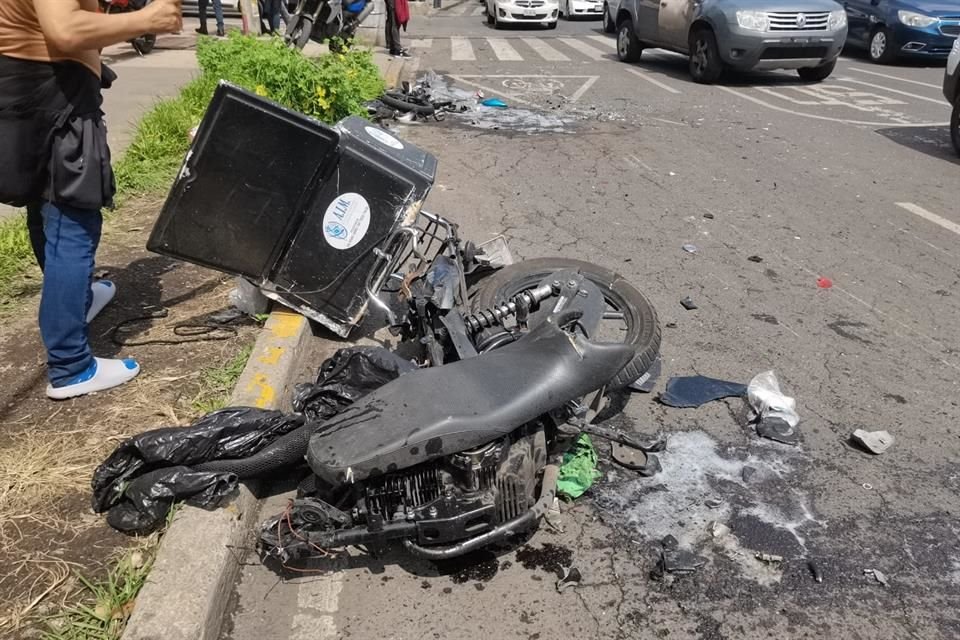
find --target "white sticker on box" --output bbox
[365,126,404,150]
[322,193,371,250]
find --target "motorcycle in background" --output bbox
[99,0,157,55]
[281,0,374,51]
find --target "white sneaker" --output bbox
[46,357,140,400]
[87,280,117,323]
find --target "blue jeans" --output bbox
[27,201,101,386]
[199,0,225,30]
[262,0,282,32]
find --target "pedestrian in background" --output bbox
[197,0,225,36]
[385,0,410,57]
[260,0,281,34]
[0,0,183,399]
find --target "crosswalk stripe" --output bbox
[450,37,476,61]
[410,38,434,48]
[557,37,608,60]
[521,37,570,61]
[586,35,616,49]
[487,37,523,61]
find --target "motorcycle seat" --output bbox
[306,311,635,484]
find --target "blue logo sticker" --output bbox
[324,222,348,240]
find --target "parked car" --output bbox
[560,0,604,19]
[603,0,617,31]
[614,0,849,83]
[843,0,960,63]
[486,0,559,28]
[945,35,960,154]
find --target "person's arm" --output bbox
[34,0,183,53]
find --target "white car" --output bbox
[559,0,603,20]
[486,0,559,29]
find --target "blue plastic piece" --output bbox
[481,98,508,108]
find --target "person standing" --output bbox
[385,0,410,58]
[197,0,225,36]
[260,0,281,34]
[0,0,183,399]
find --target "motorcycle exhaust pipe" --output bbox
[402,462,560,560]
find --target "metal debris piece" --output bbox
[741,466,757,483]
[851,429,895,455]
[682,244,698,254]
[705,497,725,509]
[556,566,582,592]
[703,212,715,219]
[756,552,784,564]
[709,521,730,538]
[680,297,698,310]
[747,255,763,263]
[660,548,707,574]
[665,321,678,328]
[808,560,823,583]
[611,442,662,477]
[864,569,889,586]
[756,416,800,446]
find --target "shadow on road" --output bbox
[874,125,960,164]
[839,46,948,68]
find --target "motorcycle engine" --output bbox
[362,424,547,544]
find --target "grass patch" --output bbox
[0,212,40,308]
[191,343,254,414]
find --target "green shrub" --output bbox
[196,33,385,123]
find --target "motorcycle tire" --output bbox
[468,257,661,389]
[380,92,436,116]
[287,16,314,50]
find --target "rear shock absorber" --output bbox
[463,283,555,334]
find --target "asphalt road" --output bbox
[222,9,960,640]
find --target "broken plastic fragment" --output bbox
[660,375,747,409]
[705,497,725,509]
[817,277,833,289]
[747,255,763,263]
[556,566,582,592]
[851,429,894,455]
[864,569,889,586]
[756,552,784,564]
[709,521,730,538]
[682,243,698,254]
[680,297,698,310]
[660,548,707,574]
[481,98,508,108]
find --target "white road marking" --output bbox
[569,75,598,102]
[447,3,471,15]
[847,66,943,90]
[833,77,947,105]
[297,577,343,612]
[487,37,523,61]
[410,38,433,48]
[472,6,486,15]
[716,85,947,128]
[586,34,617,49]
[624,67,681,94]
[558,37,608,60]
[896,202,960,236]
[522,37,570,61]
[449,74,536,105]
[450,37,476,61]
[291,614,338,640]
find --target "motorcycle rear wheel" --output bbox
[468,257,661,389]
[286,16,314,49]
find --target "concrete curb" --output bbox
[121,310,312,640]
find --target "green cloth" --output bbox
[556,434,600,499]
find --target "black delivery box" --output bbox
[147,82,438,336]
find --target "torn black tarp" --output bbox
[659,375,747,408]
[292,346,416,421]
[92,408,304,532]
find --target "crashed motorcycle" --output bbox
[282,0,373,50]
[99,0,156,55]
[248,220,662,563]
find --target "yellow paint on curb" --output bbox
[245,372,276,408]
[270,311,305,339]
[259,346,284,366]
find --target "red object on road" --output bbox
[817,277,833,289]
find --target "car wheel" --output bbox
[869,26,897,64]
[602,4,615,33]
[486,4,494,24]
[546,20,558,29]
[689,27,724,84]
[951,97,960,157]
[493,8,502,28]
[617,20,642,62]
[797,59,836,82]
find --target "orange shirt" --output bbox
[0,0,100,76]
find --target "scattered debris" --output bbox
[629,357,661,393]
[544,496,564,533]
[817,277,833,289]
[611,441,662,476]
[661,534,679,550]
[747,255,763,263]
[808,560,823,583]
[862,483,874,490]
[851,429,895,455]
[557,434,600,500]
[682,243,698,254]
[660,375,747,409]
[665,321,678,328]
[756,552,784,564]
[705,497,725,509]
[864,569,889,587]
[659,548,708,575]
[556,566,582,592]
[709,521,730,538]
[481,97,508,108]
[741,466,757,483]
[703,212,715,219]
[680,297,698,310]
[746,371,800,445]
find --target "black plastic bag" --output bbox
[291,346,416,421]
[92,408,304,528]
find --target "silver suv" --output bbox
[614,0,848,83]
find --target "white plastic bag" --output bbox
[746,370,799,428]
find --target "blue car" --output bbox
[843,0,960,62]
